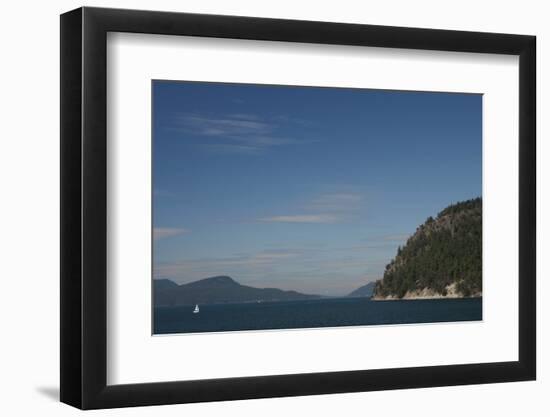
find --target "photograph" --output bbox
[152,81,482,335]
[55,4,538,411]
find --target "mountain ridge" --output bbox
[154,275,320,306]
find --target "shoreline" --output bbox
[371,283,481,301]
[371,294,482,301]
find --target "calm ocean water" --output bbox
[154,297,482,334]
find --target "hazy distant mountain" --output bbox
[154,275,320,307]
[348,281,376,298]
[154,279,179,291]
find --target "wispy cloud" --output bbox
[251,250,301,261]
[227,113,260,121]
[154,249,303,280]
[382,233,410,242]
[259,214,339,224]
[153,227,190,240]
[259,192,363,225]
[179,114,271,137]
[307,193,362,212]
[359,233,410,245]
[170,112,314,154]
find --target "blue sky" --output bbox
[152,81,482,296]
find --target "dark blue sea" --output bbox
[154,297,482,334]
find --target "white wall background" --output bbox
[0,0,546,415]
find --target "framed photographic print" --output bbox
[60,7,536,409]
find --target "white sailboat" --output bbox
[193,304,200,314]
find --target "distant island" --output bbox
[347,282,376,298]
[154,275,320,307]
[371,198,482,300]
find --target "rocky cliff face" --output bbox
[372,198,482,300]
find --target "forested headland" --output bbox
[372,198,482,300]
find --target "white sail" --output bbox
[193,304,200,314]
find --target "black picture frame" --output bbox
[60,6,536,410]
